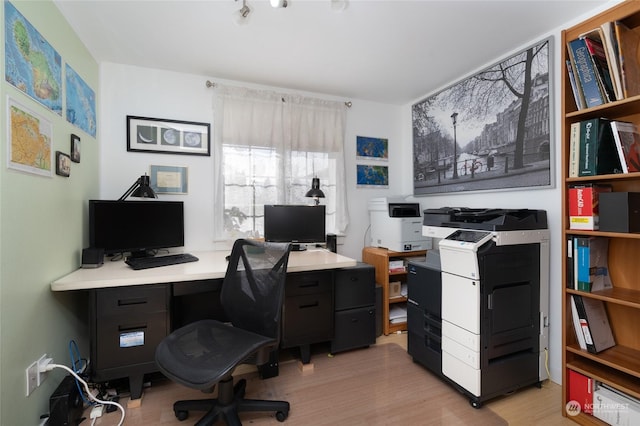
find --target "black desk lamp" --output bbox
[305,177,325,206]
[118,174,158,201]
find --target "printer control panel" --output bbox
[446,229,492,243]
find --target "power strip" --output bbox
[90,405,104,419]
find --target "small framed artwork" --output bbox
[149,165,188,194]
[357,164,389,187]
[70,134,81,163]
[356,136,388,161]
[127,115,210,156]
[55,151,71,177]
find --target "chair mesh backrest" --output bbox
[221,239,291,340]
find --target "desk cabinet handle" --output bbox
[119,324,147,332]
[298,282,319,289]
[118,297,147,306]
[299,301,319,309]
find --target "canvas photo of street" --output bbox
[412,38,552,195]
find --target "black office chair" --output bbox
[155,239,292,425]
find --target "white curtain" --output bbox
[212,86,349,241]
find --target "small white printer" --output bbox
[368,197,432,252]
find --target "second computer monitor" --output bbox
[264,204,326,251]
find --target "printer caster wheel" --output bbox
[470,399,482,409]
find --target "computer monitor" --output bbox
[89,200,185,257]
[264,204,326,251]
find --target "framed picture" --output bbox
[149,165,188,194]
[127,116,210,156]
[357,164,389,187]
[356,136,388,161]
[412,37,552,195]
[7,96,54,177]
[70,134,81,163]
[55,151,71,177]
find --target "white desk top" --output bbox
[51,249,357,291]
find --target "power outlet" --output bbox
[25,354,51,396]
[36,354,50,386]
[26,361,38,396]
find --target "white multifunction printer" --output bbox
[368,197,432,252]
[420,207,550,408]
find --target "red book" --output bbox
[568,370,593,414]
[568,183,612,230]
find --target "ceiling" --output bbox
[53,0,610,105]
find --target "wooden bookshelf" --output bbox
[562,1,640,424]
[361,247,426,335]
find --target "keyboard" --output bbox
[125,253,199,270]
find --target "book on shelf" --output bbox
[610,120,640,173]
[600,21,624,100]
[566,236,574,289]
[570,295,587,350]
[568,121,581,177]
[568,183,612,230]
[614,20,640,99]
[566,59,586,110]
[577,118,623,176]
[568,369,593,414]
[583,36,617,102]
[593,381,640,425]
[567,37,606,108]
[572,294,616,354]
[574,236,612,292]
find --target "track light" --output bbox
[270,0,288,8]
[234,0,251,25]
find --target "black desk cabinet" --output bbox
[281,270,334,363]
[331,263,376,354]
[89,284,170,399]
[88,265,376,397]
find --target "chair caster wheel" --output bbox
[175,410,189,421]
[276,410,288,422]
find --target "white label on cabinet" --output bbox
[120,331,145,348]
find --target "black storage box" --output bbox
[599,192,640,233]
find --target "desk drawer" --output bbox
[96,285,169,316]
[282,292,333,347]
[331,306,375,353]
[286,271,332,296]
[95,311,169,370]
[335,265,375,310]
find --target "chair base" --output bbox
[173,377,289,426]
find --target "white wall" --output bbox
[100,62,403,259]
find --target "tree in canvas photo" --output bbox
[412,39,551,195]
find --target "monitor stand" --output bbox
[291,244,307,252]
[127,249,155,259]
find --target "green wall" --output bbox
[0,1,99,423]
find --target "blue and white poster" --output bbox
[65,64,96,138]
[4,1,62,115]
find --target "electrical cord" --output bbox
[68,340,93,406]
[44,363,125,426]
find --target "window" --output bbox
[213,87,349,242]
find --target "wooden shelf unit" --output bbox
[362,247,426,335]
[561,2,640,424]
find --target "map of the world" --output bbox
[4,1,62,115]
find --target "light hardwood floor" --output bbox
[88,333,574,425]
